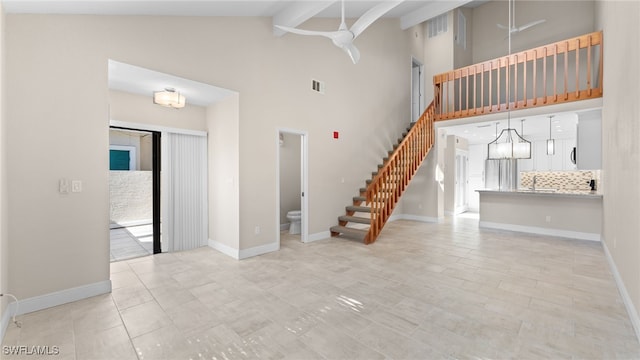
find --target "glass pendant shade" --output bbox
[546,115,555,155]
[487,128,531,159]
[547,139,555,155]
[153,88,186,109]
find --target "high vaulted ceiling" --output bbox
[1,0,488,31]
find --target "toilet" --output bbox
[286,210,302,234]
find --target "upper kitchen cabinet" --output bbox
[577,110,602,170]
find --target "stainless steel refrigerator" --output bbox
[484,159,518,190]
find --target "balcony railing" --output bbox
[434,31,603,121]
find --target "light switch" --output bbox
[59,179,70,194]
[71,180,82,193]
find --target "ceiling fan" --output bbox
[497,0,545,35]
[275,0,403,64]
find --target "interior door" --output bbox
[455,150,469,214]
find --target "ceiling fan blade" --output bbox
[350,0,404,39]
[275,25,339,40]
[496,23,509,30]
[342,43,361,64]
[517,19,546,32]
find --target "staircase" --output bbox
[330,102,436,244]
[328,31,604,245]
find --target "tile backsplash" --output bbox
[521,170,600,190]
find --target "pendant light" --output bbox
[546,115,555,155]
[487,0,531,160]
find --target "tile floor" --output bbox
[110,224,154,262]
[3,216,640,359]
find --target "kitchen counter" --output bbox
[477,189,603,199]
[477,189,602,241]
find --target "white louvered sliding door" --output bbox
[164,132,208,252]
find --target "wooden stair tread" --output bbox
[330,226,368,240]
[338,215,370,224]
[346,205,371,213]
[331,119,431,245]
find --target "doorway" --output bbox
[277,129,308,245]
[109,127,161,261]
[411,58,425,123]
[454,149,469,214]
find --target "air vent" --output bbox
[311,79,325,94]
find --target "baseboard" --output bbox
[603,240,640,343]
[208,239,280,260]
[208,239,239,260]
[280,223,290,231]
[1,302,11,344]
[239,242,279,259]
[388,214,440,223]
[1,280,111,341]
[13,281,112,316]
[479,221,601,242]
[307,231,331,243]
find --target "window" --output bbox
[109,145,136,170]
[428,13,448,38]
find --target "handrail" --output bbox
[360,31,603,244]
[365,102,435,244]
[434,31,603,120]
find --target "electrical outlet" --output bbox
[545,215,551,223]
[72,180,82,193]
[254,226,260,235]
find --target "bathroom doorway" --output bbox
[276,129,308,244]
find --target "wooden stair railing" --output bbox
[434,31,603,120]
[330,102,435,244]
[366,103,435,243]
[330,31,604,245]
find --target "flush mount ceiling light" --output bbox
[487,0,531,160]
[547,115,555,155]
[153,88,185,109]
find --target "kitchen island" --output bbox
[476,189,603,241]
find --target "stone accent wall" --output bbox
[520,170,599,190]
[110,171,152,224]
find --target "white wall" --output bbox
[597,0,640,339]
[234,18,422,249]
[424,11,454,102]
[109,90,206,131]
[279,133,301,228]
[207,94,240,253]
[4,14,421,299]
[0,1,7,339]
[396,149,439,220]
[394,18,451,222]
[453,7,473,69]
[471,1,596,63]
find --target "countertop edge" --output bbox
[476,189,603,199]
